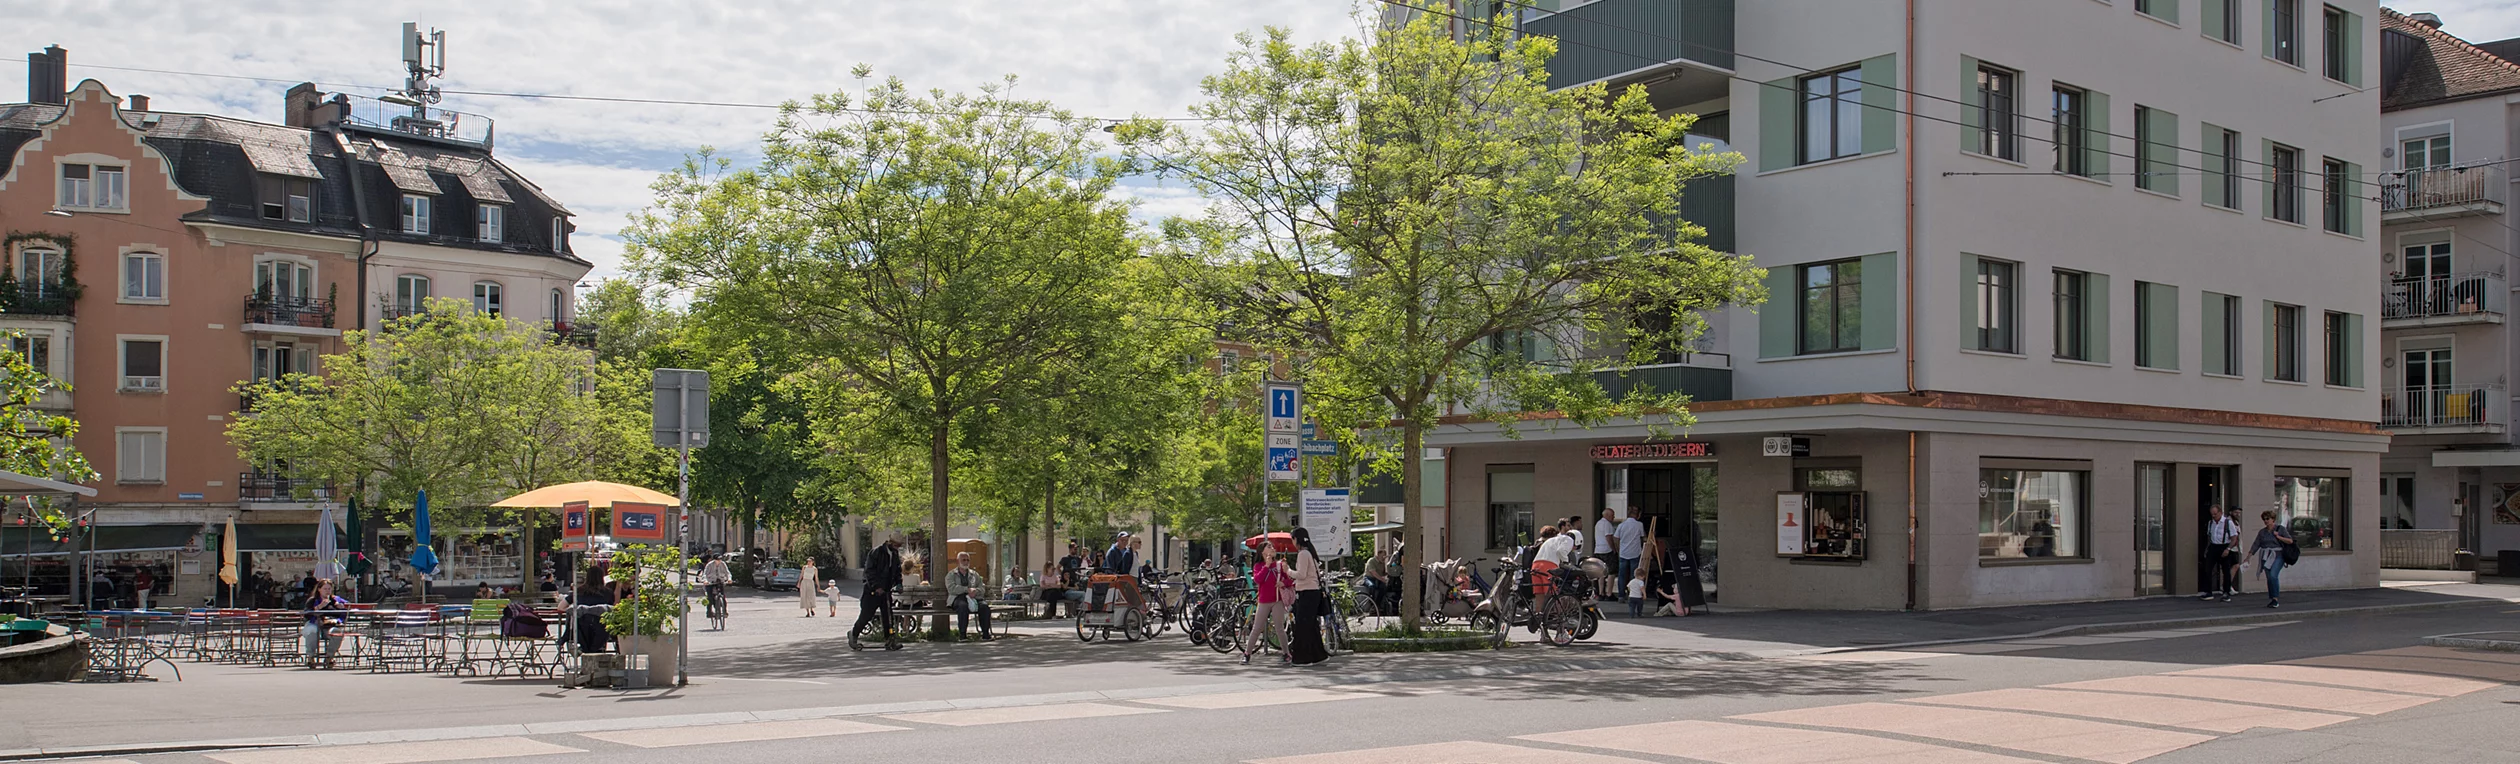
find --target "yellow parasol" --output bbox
[491,480,680,510]
[217,517,239,586]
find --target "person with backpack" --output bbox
[2199,504,2242,602]
[2251,510,2296,609]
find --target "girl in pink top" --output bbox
[1246,548,1293,664]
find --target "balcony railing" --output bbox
[2384,273,2505,322]
[550,320,596,349]
[2381,164,2505,217]
[2382,383,2506,431]
[3,283,75,316]
[1524,0,1735,88]
[238,472,331,503]
[244,294,335,329]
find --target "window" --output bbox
[1489,329,1541,363]
[2321,157,2350,233]
[258,175,313,222]
[1979,467,2086,559]
[18,249,60,296]
[2402,134,2451,173]
[2270,144,2303,223]
[473,281,504,315]
[2323,311,2355,386]
[2273,0,2302,66]
[2275,474,2345,550]
[120,339,164,392]
[2137,0,2174,23]
[2206,293,2242,375]
[2051,86,2088,176]
[1974,258,2017,353]
[115,429,166,484]
[2207,127,2242,209]
[394,274,431,315]
[1795,466,1861,491]
[57,163,125,210]
[551,218,568,254]
[122,252,164,300]
[11,333,50,377]
[1973,64,2018,161]
[255,260,312,300]
[2271,303,2303,381]
[2322,5,2348,81]
[2135,281,2177,369]
[1799,67,1864,164]
[2134,106,2176,194]
[1798,259,1863,354]
[477,204,505,243]
[1219,349,1239,374]
[253,340,314,381]
[2053,269,2090,361]
[549,288,566,322]
[1487,466,1536,550]
[400,194,432,234]
[2212,0,2243,43]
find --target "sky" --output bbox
[6,2,2519,284]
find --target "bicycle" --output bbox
[703,584,729,631]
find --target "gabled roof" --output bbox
[2380,7,2520,111]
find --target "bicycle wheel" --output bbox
[1540,597,1578,647]
[1573,605,1599,641]
[1121,609,1147,642]
[1209,601,1245,655]
[1075,615,1097,643]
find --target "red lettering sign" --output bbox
[1589,442,1715,460]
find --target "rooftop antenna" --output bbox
[388,22,448,137]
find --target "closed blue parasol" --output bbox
[408,489,440,576]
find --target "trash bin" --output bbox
[2498,550,2520,578]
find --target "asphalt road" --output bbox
[78,605,2520,764]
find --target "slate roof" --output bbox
[0,100,584,266]
[2380,7,2520,111]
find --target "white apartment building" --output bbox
[1417,0,2385,609]
[2372,9,2520,575]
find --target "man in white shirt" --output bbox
[1593,509,1616,559]
[1614,510,1646,600]
[2199,504,2241,602]
[1535,526,1578,568]
[1559,516,1586,565]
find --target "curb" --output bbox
[1786,597,2506,658]
[2421,632,2520,653]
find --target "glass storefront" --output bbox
[1979,468,2087,559]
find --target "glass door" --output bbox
[2135,463,2171,596]
[2403,347,2453,424]
[2382,474,2416,530]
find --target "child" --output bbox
[1625,569,1648,617]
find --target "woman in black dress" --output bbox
[1287,527,1330,666]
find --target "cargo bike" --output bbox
[1074,573,1157,642]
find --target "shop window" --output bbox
[2275,474,2345,550]
[1487,465,1536,550]
[1794,466,1860,491]
[1783,461,1865,560]
[1979,467,2087,559]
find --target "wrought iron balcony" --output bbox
[2382,383,2506,433]
[244,294,335,330]
[238,471,332,503]
[3,283,75,316]
[550,320,596,349]
[2381,164,2505,221]
[2384,273,2504,327]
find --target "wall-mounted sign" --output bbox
[178,493,205,500]
[1760,436,1811,457]
[1590,442,1715,460]
[612,501,668,541]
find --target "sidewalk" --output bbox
[8,582,2514,758]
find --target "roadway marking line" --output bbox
[2047,675,2439,716]
[1736,701,2213,764]
[882,702,1166,727]
[1784,650,1956,663]
[1253,740,1653,764]
[1137,687,1389,709]
[1519,719,2043,764]
[1903,687,2358,733]
[205,737,584,764]
[2179,663,2501,696]
[578,718,905,748]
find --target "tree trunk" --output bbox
[741,502,758,559]
[1043,476,1056,578]
[1400,416,1424,630]
[928,419,953,637]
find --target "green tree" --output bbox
[628,72,1142,629]
[0,329,96,530]
[1121,8,1762,626]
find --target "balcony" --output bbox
[2383,273,2505,328]
[549,320,597,349]
[1523,0,1735,89]
[2382,383,2506,435]
[238,471,332,504]
[2381,165,2505,223]
[1587,352,1733,403]
[243,294,337,336]
[2,283,75,317]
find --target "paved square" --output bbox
[1737,701,2214,763]
[883,702,1166,727]
[205,738,584,764]
[578,718,904,748]
[1519,719,2045,764]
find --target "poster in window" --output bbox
[612,501,667,541]
[1776,492,1807,555]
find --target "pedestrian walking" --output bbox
[1246,547,1293,665]
[1287,527,1330,666]
[2252,510,2295,609]
[1625,569,1647,617]
[822,577,842,617]
[798,559,821,617]
[1593,509,1617,561]
[1614,510,1645,601]
[2200,504,2241,602]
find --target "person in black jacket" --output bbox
[850,538,905,651]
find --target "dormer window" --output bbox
[478,204,505,243]
[400,194,432,234]
[259,175,313,223]
[551,217,567,254]
[59,163,127,211]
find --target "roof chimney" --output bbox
[126,94,148,111]
[25,46,66,105]
[2411,12,2444,29]
[284,82,326,128]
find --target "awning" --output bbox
[2,524,195,557]
[0,527,67,557]
[234,523,346,552]
[0,469,95,497]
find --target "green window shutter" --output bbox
[2204,0,2229,40]
[2344,313,2364,387]
[1760,77,1797,172]
[2202,292,2229,375]
[2343,12,2364,86]
[2261,301,2278,379]
[2144,108,2180,196]
[1420,455,1447,507]
[2086,273,2111,364]
[1759,266,1795,358]
[2154,0,2180,24]
[1860,55,1898,155]
[2201,122,2228,208]
[2083,90,2112,179]
[1859,252,1900,351]
[1960,254,1980,350]
[2343,161,2364,236]
[1961,56,1982,154]
[2141,283,2179,370]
